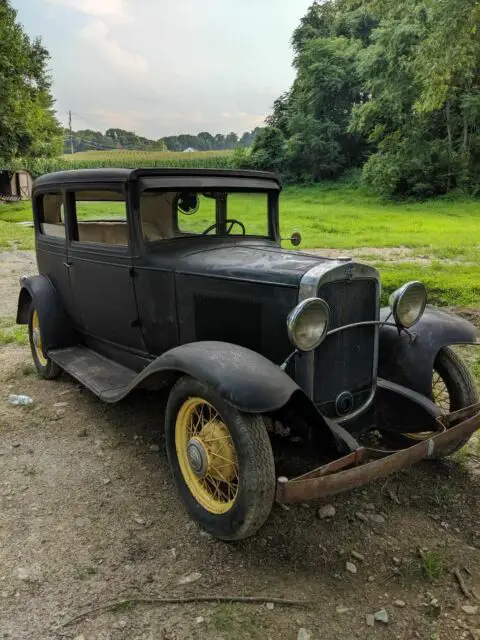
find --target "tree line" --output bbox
[248,0,480,197]
[63,128,262,154]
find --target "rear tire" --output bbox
[165,376,276,541]
[28,304,61,380]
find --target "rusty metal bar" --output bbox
[276,403,480,504]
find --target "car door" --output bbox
[66,185,146,352]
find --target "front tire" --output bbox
[165,376,276,541]
[404,347,479,456]
[28,305,61,380]
[431,347,478,456]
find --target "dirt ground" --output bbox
[1,251,479,640]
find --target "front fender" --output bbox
[378,306,478,397]
[16,275,75,350]
[108,341,341,453]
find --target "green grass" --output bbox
[1,179,479,305]
[0,317,28,346]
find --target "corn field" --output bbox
[12,150,239,178]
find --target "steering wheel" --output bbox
[202,219,246,236]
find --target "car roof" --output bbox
[33,168,282,190]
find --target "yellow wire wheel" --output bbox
[28,304,61,380]
[175,397,239,514]
[403,347,478,451]
[166,376,276,540]
[31,308,48,367]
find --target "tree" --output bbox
[350,0,480,195]
[249,127,287,172]
[0,0,62,161]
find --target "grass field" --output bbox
[1,179,478,306]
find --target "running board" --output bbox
[49,346,137,401]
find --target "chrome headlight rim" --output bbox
[287,297,330,352]
[389,280,427,329]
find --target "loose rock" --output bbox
[134,517,145,525]
[297,629,312,640]
[149,444,160,452]
[461,605,478,615]
[355,512,369,523]
[374,609,389,624]
[351,551,365,562]
[366,614,375,627]
[346,561,357,574]
[266,602,275,611]
[365,503,375,510]
[369,513,386,524]
[336,605,350,614]
[178,572,202,585]
[195,616,205,624]
[53,402,69,408]
[394,600,406,608]
[318,504,336,519]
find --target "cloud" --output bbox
[47,0,132,22]
[79,20,149,76]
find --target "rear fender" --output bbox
[378,306,478,397]
[16,275,75,350]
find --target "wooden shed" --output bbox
[0,169,33,201]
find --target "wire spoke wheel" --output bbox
[432,371,450,414]
[175,397,239,515]
[31,309,48,367]
[403,347,479,452]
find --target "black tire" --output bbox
[28,304,62,380]
[165,376,276,541]
[431,346,479,456]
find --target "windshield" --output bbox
[140,190,271,242]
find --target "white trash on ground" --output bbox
[8,395,33,406]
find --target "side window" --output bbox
[72,190,128,246]
[38,193,65,239]
[177,193,216,235]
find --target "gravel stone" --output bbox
[178,572,202,585]
[346,561,357,574]
[374,608,389,624]
[318,504,336,519]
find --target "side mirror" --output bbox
[290,231,302,247]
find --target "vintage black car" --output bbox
[17,168,480,540]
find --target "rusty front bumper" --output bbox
[276,402,480,504]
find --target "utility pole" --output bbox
[68,110,74,154]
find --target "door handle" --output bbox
[63,261,72,268]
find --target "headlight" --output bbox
[389,281,427,328]
[287,298,330,351]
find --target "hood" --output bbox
[174,243,336,287]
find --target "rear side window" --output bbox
[72,190,128,246]
[37,193,65,239]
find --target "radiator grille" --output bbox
[314,279,377,415]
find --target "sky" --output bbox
[11,0,312,139]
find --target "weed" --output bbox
[211,604,264,639]
[421,551,443,581]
